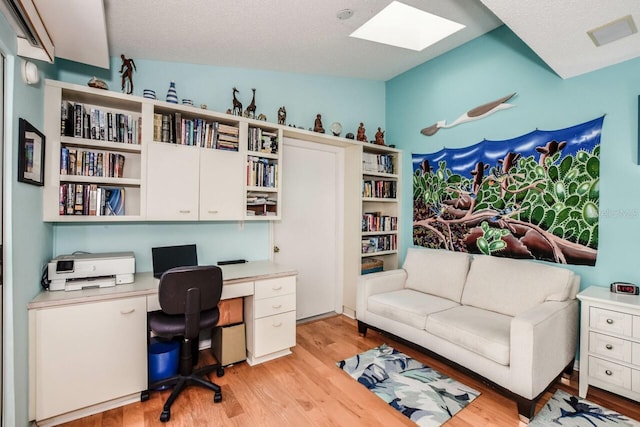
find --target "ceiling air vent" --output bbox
[0,0,54,62]
[587,15,637,47]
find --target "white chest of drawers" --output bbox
[577,286,640,401]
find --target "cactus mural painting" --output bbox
[412,116,603,265]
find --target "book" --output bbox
[60,100,74,136]
[65,183,75,215]
[74,183,84,214]
[89,184,98,215]
[60,147,69,174]
[105,187,125,216]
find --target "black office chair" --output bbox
[141,265,224,422]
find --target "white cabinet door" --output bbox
[146,142,199,220]
[199,148,244,220]
[35,297,147,420]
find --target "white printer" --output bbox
[47,252,135,291]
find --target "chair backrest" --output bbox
[158,265,223,317]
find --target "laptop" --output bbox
[151,244,198,278]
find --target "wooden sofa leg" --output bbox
[516,398,536,425]
[561,359,575,385]
[357,321,367,337]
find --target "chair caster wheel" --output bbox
[214,392,222,403]
[160,409,170,422]
[140,390,150,402]
[217,367,225,377]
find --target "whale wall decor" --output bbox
[412,116,603,266]
[421,93,517,137]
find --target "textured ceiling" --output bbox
[32,0,640,81]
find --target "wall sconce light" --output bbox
[21,59,40,85]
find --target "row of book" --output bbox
[247,156,278,188]
[153,113,240,151]
[248,127,278,154]
[362,180,397,199]
[60,147,125,178]
[363,152,395,174]
[61,101,141,144]
[59,184,125,216]
[362,212,398,232]
[361,234,397,254]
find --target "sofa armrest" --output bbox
[509,299,579,399]
[356,269,407,321]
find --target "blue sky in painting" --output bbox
[412,116,604,179]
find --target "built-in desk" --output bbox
[28,261,297,426]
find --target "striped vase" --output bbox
[166,81,178,104]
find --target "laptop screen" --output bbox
[151,244,198,278]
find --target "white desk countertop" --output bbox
[28,260,297,310]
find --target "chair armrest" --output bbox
[356,269,407,321]
[509,299,578,399]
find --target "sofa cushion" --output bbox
[403,248,471,303]
[368,289,460,330]
[426,305,512,366]
[460,255,575,317]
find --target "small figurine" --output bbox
[232,87,243,115]
[357,122,367,142]
[277,106,287,125]
[375,127,385,145]
[119,54,136,94]
[245,88,256,118]
[257,113,267,121]
[314,114,325,133]
[345,132,355,140]
[88,76,108,90]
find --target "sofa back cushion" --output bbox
[403,247,471,303]
[460,254,577,317]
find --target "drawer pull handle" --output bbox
[179,210,191,214]
[272,286,283,291]
[272,304,282,309]
[605,369,613,376]
[606,318,614,324]
[272,322,283,327]
[208,210,219,214]
[120,308,135,314]
[605,344,613,350]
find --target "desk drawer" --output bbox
[589,356,632,390]
[254,276,296,300]
[589,332,632,363]
[590,307,632,337]
[254,311,296,357]
[254,293,296,319]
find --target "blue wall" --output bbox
[387,26,640,289]
[53,58,386,271]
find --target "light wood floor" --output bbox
[61,315,640,426]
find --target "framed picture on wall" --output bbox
[18,118,45,186]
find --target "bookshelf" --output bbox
[43,80,144,221]
[145,104,244,221]
[245,124,282,220]
[361,144,401,274]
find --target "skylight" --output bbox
[349,1,465,51]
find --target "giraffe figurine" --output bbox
[232,87,243,116]
[245,88,257,119]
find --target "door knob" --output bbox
[274,246,280,253]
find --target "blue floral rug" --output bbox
[531,389,640,426]
[337,344,480,427]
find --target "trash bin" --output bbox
[148,339,180,388]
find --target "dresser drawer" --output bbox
[254,276,296,300]
[254,293,296,319]
[589,332,632,363]
[254,311,296,357]
[590,307,633,337]
[633,342,640,366]
[589,356,632,390]
[634,315,640,339]
[634,369,640,393]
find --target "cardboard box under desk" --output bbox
[217,297,243,326]
[211,323,246,366]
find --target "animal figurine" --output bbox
[245,88,256,118]
[357,123,367,142]
[232,87,243,116]
[421,93,516,136]
[277,106,287,125]
[257,114,267,121]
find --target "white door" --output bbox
[272,138,342,320]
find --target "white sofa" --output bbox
[356,247,580,423]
